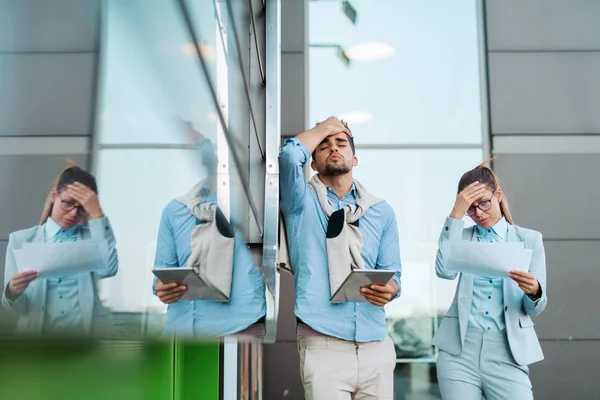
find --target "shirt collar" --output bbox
[326,182,357,200]
[44,217,78,240]
[476,217,508,240]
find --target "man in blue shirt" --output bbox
[152,126,266,338]
[279,117,402,399]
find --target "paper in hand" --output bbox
[15,240,110,278]
[443,241,533,278]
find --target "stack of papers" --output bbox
[13,240,110,278]
[443,241,533,278]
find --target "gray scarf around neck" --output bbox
[307,175,383,298]
[174,180,234,301]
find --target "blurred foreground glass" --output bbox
[0,0,278,344]
[93,0,272,342]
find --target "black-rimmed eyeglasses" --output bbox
[59,197,87,216]
[465,190,496,216]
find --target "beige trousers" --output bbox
[298,335,396,400]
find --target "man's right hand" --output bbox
[155,279,188,304]
[313,117,352,138]
[296,116,352,153]
[7,270,39,298]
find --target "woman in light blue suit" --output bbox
[2,165,118,337]
[433,163,547,400]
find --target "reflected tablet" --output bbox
[152,267,228,302]
[330,269,395,303]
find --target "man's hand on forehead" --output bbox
[313,117,351,136]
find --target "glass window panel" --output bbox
[309,0,482,145]
[98,0,223,145]
[352,149,483,360]
[95,149,209,330]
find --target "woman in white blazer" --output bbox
[433,162,547,400]
[2,165,118,337]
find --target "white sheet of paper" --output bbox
[444,241,533,278]
[15,241,110,278]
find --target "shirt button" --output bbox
[489,280,492,284]
[58,279,62,283]
[445,226,449,231]
[487,327,491,331]
[61,311,65,315]
[488,296,491,299]
[485,311,489,315]
[488,229,491,232]
[504,306,508,312]
[59,296,63,299]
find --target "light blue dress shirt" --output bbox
[279,138,402,342]
[153,191,266,338]
[467,217,508,332]
[42,217,84,332]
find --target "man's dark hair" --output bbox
[311,119,355,159]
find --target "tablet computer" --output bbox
[152,267,228,302]
[330,269,395,303]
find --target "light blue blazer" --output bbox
[1,218,118,335]
[432,217,547,366]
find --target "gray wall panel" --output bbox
[0,154,89,240]
[0,0,99,52]
[486,0,600,51]
[534,241,600,340]
[281,53,306,136]
[489,53,600,134]
[531,340,600,399]
[494,154,600,239]
[282,0,305,53]
[263,342,303,400]
[0,54,95,136]
[277,271,297,341]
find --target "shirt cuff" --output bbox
[282,138,312,161]
[152,275,158,296]
[391,274,401,300]
[526,284,543,303]
[3,284,23,304]
[88,216,111,238]
[442,217,465,240]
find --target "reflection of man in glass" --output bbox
[152,123,266,338]
[279,117,402,399]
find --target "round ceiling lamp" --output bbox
[344,42,395,62]
[181,42,217,60]
[336,111,373,125]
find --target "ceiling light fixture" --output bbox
[181,42,217,60]
[336,111,373,125]
[344,42,395,62]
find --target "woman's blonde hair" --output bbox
[457,158,514,224]
[39,160,98,225]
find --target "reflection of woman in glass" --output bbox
[2,165,118,336]
[433,162,546,400]
[152,123,266,338]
